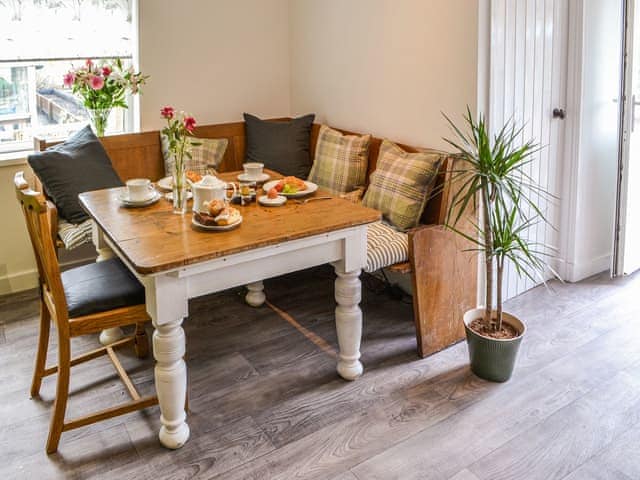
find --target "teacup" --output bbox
[126,178,154,202]
[243,162,264,180]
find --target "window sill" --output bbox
[0,151,31,167]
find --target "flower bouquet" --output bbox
[63,58,148,136]
[160,106,199,214]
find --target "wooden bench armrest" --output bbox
[408,224,477,357]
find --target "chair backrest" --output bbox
[14,172,68,321]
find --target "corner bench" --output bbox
[34,119,477,358]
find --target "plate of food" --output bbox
[192,199,242,231]
[157,170,203,191]
[262,177,318,198]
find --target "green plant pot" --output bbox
[463,308,526,382]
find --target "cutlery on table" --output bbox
[294,196,333,205]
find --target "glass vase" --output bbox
[172,161,187,214]
[87,108,111,137]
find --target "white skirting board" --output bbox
[561,253,612,283]
[0,243,97,296]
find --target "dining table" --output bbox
[78,169,381,449]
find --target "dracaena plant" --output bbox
[442,108,559,331]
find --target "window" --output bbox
[0,0,135,154]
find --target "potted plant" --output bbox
[442,108,558,382]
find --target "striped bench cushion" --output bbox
[365,221,409,273]
[58,219,93,250]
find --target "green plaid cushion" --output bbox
[308,125,370,193]
[161,134,228,176]
[363,139,443,231]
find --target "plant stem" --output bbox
[481,178,493,328]
[496,256,504,331]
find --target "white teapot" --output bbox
[191,175,237,213]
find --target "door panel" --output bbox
[615,0,640,275]
[489,0,568,299]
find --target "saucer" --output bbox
[237,172,270,183]
[258,194,287,206]
[156,176,194,191]
[118,190,161,207]
[191,215,242,231]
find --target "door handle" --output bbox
[552,108,566,119]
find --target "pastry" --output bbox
[276,176,307,193]
[205,199,226,216]
[186,170,203,183]
[214,207,241,226]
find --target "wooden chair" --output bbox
[14,171,158,454]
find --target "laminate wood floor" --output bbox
[1,266,639,479]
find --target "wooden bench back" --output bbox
[34,119,452,226]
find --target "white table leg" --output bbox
[153,318,190,449]
[145,274,190,449]
[245,281,266,307]
[333,262,363,380]
[92,222,124,345]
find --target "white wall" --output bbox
[561,0,622,282]
[1,0,481,296]
[288,0,479,149]
[0,0,293,296]
[0,163,39,294]
[138,0,291,130]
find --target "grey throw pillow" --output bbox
[28,125,123,224]
[244,113,315,178]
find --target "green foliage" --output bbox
[442,107,559,330]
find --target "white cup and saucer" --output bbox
[119,178,161,207]
[238,162,270,183]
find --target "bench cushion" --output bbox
[365,221,409,273]
[28,125,124,224]
[244,113,315,179]
[58,219,93,250]
[308,125,371,193]
[363,139,442,231]
[62,258,145,317]
[161,134,228,176]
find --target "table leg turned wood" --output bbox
[153,317,190,449]
[245,281,266,307]
[333,262,363,381]
[92,223,124,346]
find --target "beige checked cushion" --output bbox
[363,139,443,231]
[161,134,228,176]
[365,221,409,272]
[308,125,371,193]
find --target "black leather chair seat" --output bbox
[62,258,145,318]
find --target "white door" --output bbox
[489,0,569,298]
[614,0,640,276]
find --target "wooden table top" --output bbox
[79,170,381,274]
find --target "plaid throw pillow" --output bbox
[161,134,228,176]
[363,139,443,231]
[308,125,370,193]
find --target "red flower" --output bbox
[183,116,196,133]
[101,66,112,77]
[85,59,93,68]
[89,75,104,90]
[63,72,75,87]
[160,106,175,119]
